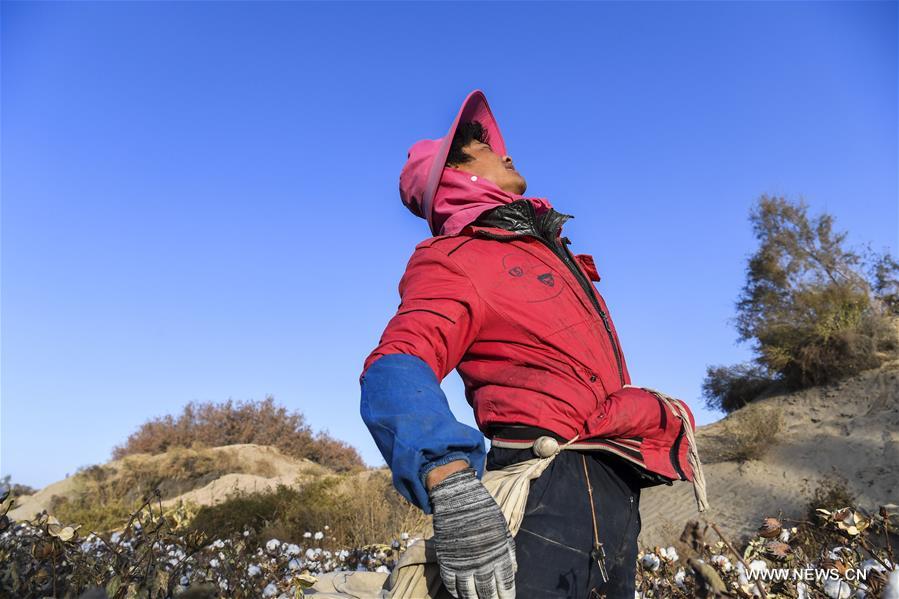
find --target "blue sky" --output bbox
[2,1,896,488]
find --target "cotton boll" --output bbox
[710,554,733,572]
[262,583,279,597]
[823,578,851,599]
[749,560,768,573]
[860,559,885,576]
[660,546,679,562]
[883,567,899,599]
[641,553,660,571]
[736,561,750,587]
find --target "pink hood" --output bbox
[399,90,553,237]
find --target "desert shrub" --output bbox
[113,396,364,473]
[331,472,430,547]
[702,362,780,413]
[1,475,37,510]
[49,493,135,534]
[187,484,291,539]
[716,406,784,462]
[781,311,895,389]
[705,196,899,412]
[0,474,35,498]
[868,251,899,315]
[189,470,427,548]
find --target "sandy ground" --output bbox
[637,363,899,549]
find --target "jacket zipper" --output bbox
[472,203,626,387]
[558,240,625,387]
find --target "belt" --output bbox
[489,425,645,459]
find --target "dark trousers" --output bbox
[486,447,642,599]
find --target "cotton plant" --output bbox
[3,482,897,599]
[1,511,413,598]
[634,504,899,599]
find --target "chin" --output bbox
[497,174,527,195]
[513,177,527,195]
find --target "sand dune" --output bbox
[637,363,899,549]
[8,444,329,522]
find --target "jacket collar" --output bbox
[466,199,574,244]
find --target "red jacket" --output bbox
[363,200,704,493]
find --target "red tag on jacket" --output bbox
[575,254,601,282]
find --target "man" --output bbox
[359,90,705,599]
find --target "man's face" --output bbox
[448,140,527,195]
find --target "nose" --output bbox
[503,155,515,168]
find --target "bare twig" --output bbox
[858,537,892,571]
[882,508,895,567]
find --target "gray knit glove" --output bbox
[429,468,517,599]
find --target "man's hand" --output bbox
[428,467,517,599]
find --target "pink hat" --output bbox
[399,90,508,234]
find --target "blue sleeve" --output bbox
[359,353,486,514]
